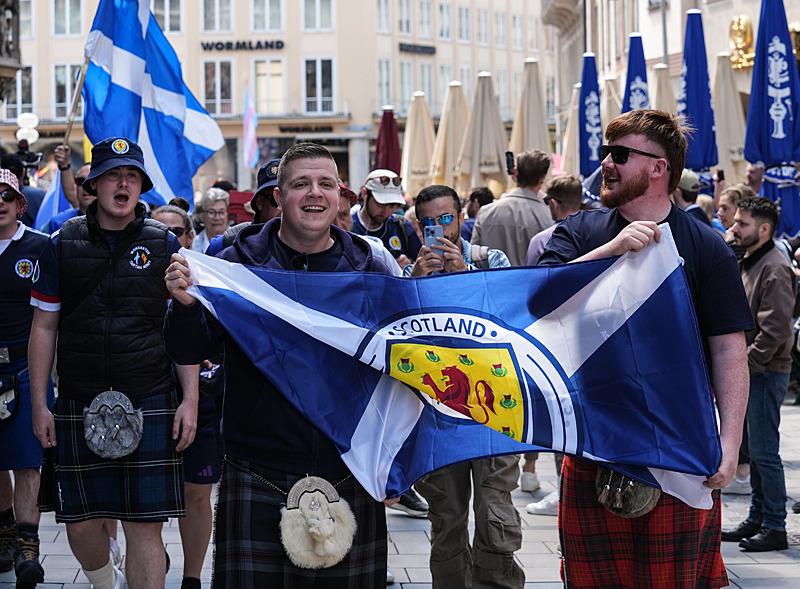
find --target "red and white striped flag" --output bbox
[243,86,259,169]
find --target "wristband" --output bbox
[58,165,70,171]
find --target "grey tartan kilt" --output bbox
[212,456,387,589]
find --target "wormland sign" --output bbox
[201,40,285,51]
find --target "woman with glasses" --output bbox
[192,188,229,253]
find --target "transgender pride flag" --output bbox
[242,86,259,169]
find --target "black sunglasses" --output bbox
[599,144,669,168]
[543,195,560,205]
[168,226,186,238]
[75,176,86,187]
[373,175,402,187]
[0,189,18,203]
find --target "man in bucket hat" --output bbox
[28,137,199,589]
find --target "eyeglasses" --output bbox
[75,176,86,187]
[543,195,561,205]
[372,176,402,187]
[599,144,669,167]
[0,189,18,204]
[168,226,186,238]
[420,213,456,227]
[206,209,227,218]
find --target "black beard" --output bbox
[601,168,650,208]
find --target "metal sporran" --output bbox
[595,466,661,518]
[83,390,143,459]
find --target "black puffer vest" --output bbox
[57,202,174,402]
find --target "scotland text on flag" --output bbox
[82,0,224,205]
[182,226,721,510]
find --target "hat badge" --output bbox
[111,139,130,155]
[268,163,278,177]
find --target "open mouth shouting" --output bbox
[113,192,130,206]
[300,204,327,214]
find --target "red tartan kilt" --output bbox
[558,456,728,589]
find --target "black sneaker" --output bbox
[739,528,788,552]
[793,500,800,514]
[721,519,762,542]
[0,521,15,573]
[13,536,44,584]
[388,488,428,518]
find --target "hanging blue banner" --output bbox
[579,53,602,177]
[622,33,649,113]
[744,0,800,236]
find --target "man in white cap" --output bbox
[351,169,421,268]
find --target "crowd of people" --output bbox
[0,107,798,588]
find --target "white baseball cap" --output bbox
[364,169,405,206]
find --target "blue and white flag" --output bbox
[83,0,224,207]
[744,0,800,236]
[622,33,649,113]
[183,226,720,510]
[579,53,602,178]
[34,169,70,232]
[677,10,718,177]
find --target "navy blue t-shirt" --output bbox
[351,212,421,260]
[538,205,754,368]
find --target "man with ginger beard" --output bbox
[538,110,754,588]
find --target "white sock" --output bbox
[84,559,116,589]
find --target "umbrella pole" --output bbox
[660,1,668,65]
[64,55,90,147]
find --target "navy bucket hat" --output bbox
[83,137,154,195]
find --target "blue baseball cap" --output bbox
[83,137,154,196]
[255,159,280,198]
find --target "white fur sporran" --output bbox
[279,476,357,569]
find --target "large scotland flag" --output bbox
[82,0,224,206]
[183,226,720,509]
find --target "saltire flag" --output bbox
[579,52,602,177]
[677,9,718,188]
[182,225,720,510]
[744,0,800,237]
[82,0,224,207]
[242,86,259,169]
[34,169,70,232]
[621,33,649,113]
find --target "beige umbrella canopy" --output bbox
[430,81,470,192]
[652,63,677,114]
[559,83,581,175]
[401,91,436,199]
[600,75,622,137]
[456,72,509,189]
[509,58,550,155]
[712,51,746,185]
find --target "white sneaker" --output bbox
[109,537,123,568]
[721,476,751,495]
[386,565,395,585]
[526,490,559,516]
[520,471,541,492]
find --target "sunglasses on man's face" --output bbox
[599,144,668,167]
[420,213,456,227]
[168,226,186,238]
[0,190,18,204]
[75,176,86,187]
[373,176,402,187]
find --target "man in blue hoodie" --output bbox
[164,143,393,588]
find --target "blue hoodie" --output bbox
[165,218,390,478]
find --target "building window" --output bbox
[512,15,523,49]
[460,65,471,101]
[458,6,470,42]
[476,9,488,44]
[54,64,82,119]
[305,58,334,113]
[546,75,556,122]
[20,0,33,37]
[420,63,433,107]
[513,71,522,105]
[528,16,539,51]
[378,59,391,109]
[254,59,285,114]
[377,0,390,33]
[203,0,231,32]
[398,0,411,34]
[399,60,412,114]
[54,0,81,36]
[439,3,451,40]
[418,0,432,37]
[4,67,32,121]
[304,0,333,31]
[495,12,506,47]
[253,0,281,31]
[204,60,233,115]
[153,0,181,32]
[439,64,451,109]
[496,70,508,119]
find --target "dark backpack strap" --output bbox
[470,245,491,269]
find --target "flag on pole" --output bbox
[181,224,720,510]
[82,0,224,207]
[34,169,70,232]
[622,33,650,113]
[579,53,602,178]
[242,86,259,170]
[677,10,718,175]
[744,0,800,236]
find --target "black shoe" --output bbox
[13,537,44,584]
[793,500,800,514]
[739,528,788,552]
[721,519,762,542]
[388,488,429,518]
[0,521,15,573]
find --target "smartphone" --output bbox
[424,225,444,249]
[505,151,515,176]
[716,168,725,182]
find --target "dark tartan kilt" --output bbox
[38,390,185,523]
[213,456,388,589]
[558,456,728,589]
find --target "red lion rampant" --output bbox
[420,365,496,424]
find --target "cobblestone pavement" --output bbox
[2,401,798,588]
